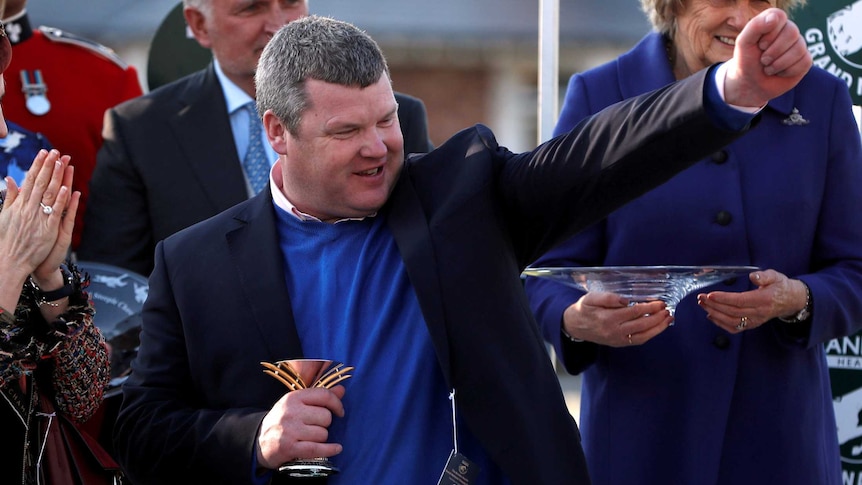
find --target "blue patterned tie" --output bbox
[242,102,269,194]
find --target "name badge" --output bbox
[437,390,481,485]
[437,451,480,485]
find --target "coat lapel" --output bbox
[225,190,304,360]
[170,65,249,211]
[618,33,676,98]
[385,168,452,383]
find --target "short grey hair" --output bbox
[254,15,390,135]
[641,0,808,35]
[182,0,211,16]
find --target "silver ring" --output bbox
[736,316,748,330]
[39,202,53,215]
[627,333,633,345]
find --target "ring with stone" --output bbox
[39,202,53,215]
[736,316,749,330]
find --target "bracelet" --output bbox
[29,265,76,307]
[778,281,812,324]
[561,327,584,343]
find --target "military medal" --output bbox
[20,70,51,116]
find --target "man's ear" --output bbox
[263,111,289,155]
[183,6,212,49]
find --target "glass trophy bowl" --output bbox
[522,265,758,317]
[260,359,354,478]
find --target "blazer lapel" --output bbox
[385,168,452,383]
[170,64,249,211]
[618,33,676,98]
[225,190,303,360]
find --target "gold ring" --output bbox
[736,316,748,330]
[627,333,633,345]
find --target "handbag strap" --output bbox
[58,412,121,471]
[38,392,76,485]
[39,391,125,485]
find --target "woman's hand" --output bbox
[562,292,674,347]
[32,163,79,284]
[697,269,808,333]
[0,149,76,287]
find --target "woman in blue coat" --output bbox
[525,0,862,483]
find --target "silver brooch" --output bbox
[781,108,809,126]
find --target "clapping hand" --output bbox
[0,149,78,302]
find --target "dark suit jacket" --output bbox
[112,68,752,485]
[77,64,432,276]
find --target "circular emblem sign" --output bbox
[795,0,862,104]
[77,261,148,395]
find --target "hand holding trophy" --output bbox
[260,359,354,478]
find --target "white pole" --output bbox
[539,0,561,373]
[538,0,560,143]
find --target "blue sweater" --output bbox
[275,208,506,484]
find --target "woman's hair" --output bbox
[640,0,808,35]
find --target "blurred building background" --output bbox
[24,0,651,152]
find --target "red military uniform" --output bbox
[2,10,143,249]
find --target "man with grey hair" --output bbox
[78,0,433,277]
[113,13,812,485]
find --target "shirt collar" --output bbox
[213,58,254,114]
[268,160,375,223]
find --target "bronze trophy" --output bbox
[261,359,354,478]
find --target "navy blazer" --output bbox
[527,32,862,485]
[113,69,748,484]
[78,64,432,277]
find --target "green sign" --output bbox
[826,334,862,484]
[794,1,862,104]
[147,3,211,91]
[809,0,862,467]
[816,9,862,473]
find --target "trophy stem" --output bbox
[279,458,340,478]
